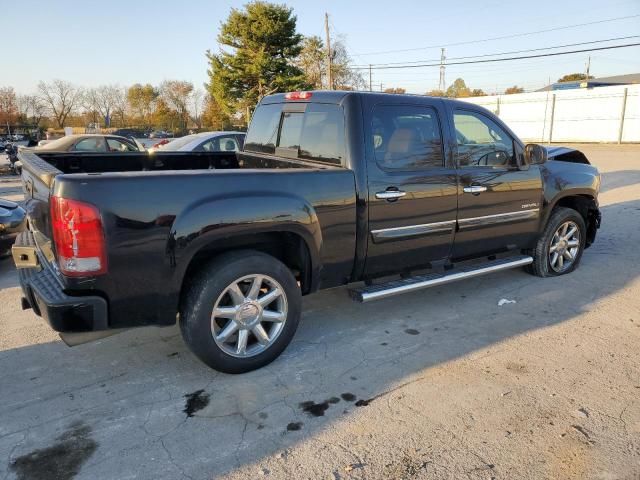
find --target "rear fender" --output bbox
[169,192,322,289]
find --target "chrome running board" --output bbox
[350,255,533,303]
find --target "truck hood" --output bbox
[544,146,590,165]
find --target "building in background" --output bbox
[537,73,640,91]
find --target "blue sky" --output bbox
[4,0,640,94]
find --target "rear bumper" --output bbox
[14,231,108,333]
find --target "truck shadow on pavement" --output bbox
[0,196,638,480]
[599,169,640,193]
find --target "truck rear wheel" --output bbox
[180,250,301,373]
[527,207,586,277]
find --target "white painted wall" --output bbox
[461,84,639,143]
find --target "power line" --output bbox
[352,14,640,57]
[354,43,640,70]
[353,35,640,68]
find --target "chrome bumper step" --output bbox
[349,255,533,303]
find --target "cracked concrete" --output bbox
[0,145,639,479]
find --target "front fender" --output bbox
[540,161,600,226]
[168,191,322,286]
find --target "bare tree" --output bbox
[18,94,47,126]
[190,88,205,129]
[86,85,124,127]
[112,87,128,127]
[38,80,84,128]
[160,80,193,132]
[297,35,365,91]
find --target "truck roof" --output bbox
[262,90,476,109]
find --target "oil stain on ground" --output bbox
[404,328,420,335]
[183,389,210,417]
[10,421,98,480]
[299,400,331,417]
[286,422,303,431]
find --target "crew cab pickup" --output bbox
[13,91,601,373]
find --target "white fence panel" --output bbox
[462,84,640,143]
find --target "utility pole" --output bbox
[585,55,591,80]
[438,48,446,92]
[325,13,332,90]
[369,64,373,92]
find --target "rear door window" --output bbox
[244,103,282,154]
[371,105,444,170]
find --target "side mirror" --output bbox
[524,143,547,165]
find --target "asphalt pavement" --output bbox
[0,145,638,480]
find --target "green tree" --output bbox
[127,84,158,126]
[0,87,18,124]
[206,1,308,124]
[557,73,594,83]
[504,85,524,95]
[202,94,232,130]
[446,78,471,98]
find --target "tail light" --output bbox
[284,91,312,100]
[50,196,107,276]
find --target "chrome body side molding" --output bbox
[370,220,456,244]
[458,209,540,230]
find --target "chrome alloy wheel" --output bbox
[549,220,581,273]
[211,274,288,358]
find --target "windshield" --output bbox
[159,135,199,150]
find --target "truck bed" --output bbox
[17,148,358,330]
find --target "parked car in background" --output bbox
[0,199,26,257]
[152,131,245,152]
[149,130,172,139]
[32,134,145,153]
[111,128,150,138]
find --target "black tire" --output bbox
[180,250,301,373]
[526,207,586,277]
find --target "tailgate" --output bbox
[17,149,62,253]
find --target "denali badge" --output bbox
[522,203,539,209]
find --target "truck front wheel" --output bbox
[527,207,586,277]
[180,250,302,373]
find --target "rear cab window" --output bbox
[244,102,345,166]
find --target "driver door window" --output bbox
[107,138,137,152]
[453,111,514,168]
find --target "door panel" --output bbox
[451,110,543,259]
[364,102,458,277]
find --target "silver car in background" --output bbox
[152,131,245,152]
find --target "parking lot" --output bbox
[0,144,638,480]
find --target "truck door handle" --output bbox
[463,185,487,194]
[376,190,407,200]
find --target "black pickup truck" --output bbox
[13,91,601,373]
